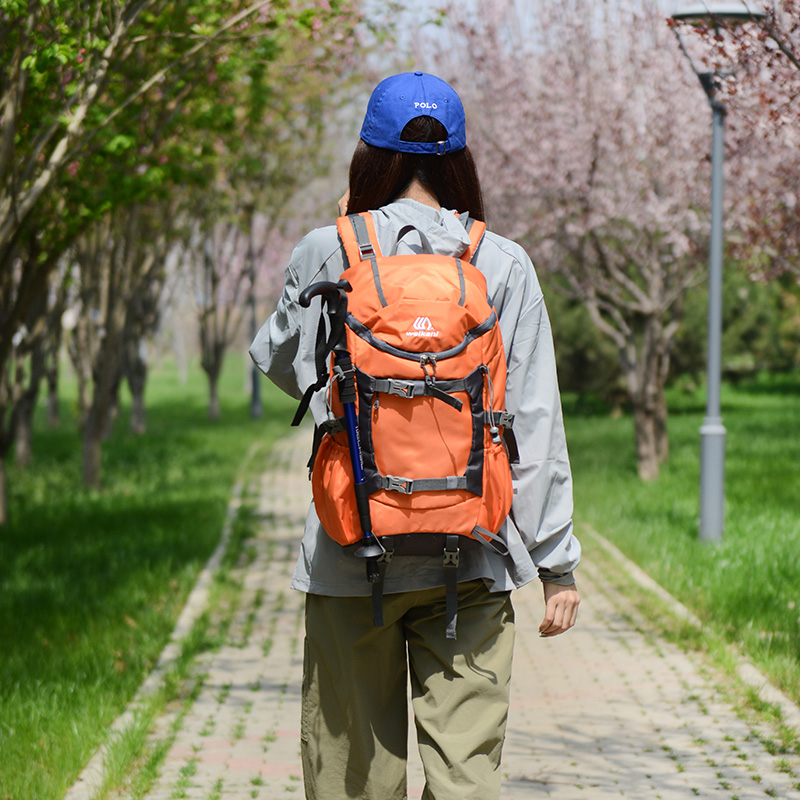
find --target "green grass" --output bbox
[565,373,800,707]
[3,354,799,797]
[0,355,296,800]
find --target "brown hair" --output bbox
[345,116,485,221]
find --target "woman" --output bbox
[250,71,581,800]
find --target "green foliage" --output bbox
[565,373,800,705]
[672,265,800,383]
[542,275,624,409]
[2,0,367,256]
[0,358,296,800]
[547,260,800,404]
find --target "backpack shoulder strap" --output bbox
[461,217,486,264]
[337,213,382,267]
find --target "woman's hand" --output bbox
[539,581,580,637]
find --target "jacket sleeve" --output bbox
[496,248,581,585]
[249,227,342,402]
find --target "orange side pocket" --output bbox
[477,439,513,535]
[311,435,362,546]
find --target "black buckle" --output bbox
[443,537,460,568]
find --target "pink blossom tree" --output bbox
[437,0,712,479]
[671,1,800,280]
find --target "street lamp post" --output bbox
[670,3,766,542]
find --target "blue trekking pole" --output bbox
[299,280,385,559]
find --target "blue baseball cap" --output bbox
[359,72,467,155]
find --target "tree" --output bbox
[180,16,354,418]
[0,0,367,512]
[671,1,800,279]
[64,206,166,487]
[438,0,711,479]
[189,214,252,420]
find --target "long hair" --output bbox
[345,116,485,220]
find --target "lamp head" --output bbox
[671,2,767,25]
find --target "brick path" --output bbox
[100,431,800,799]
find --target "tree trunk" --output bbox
[632,402,660,481]
[45,320,63,428]
[126,339,148,435]
[655,388,669,464]
[83,347,121,488]
[0,455,7,526]
[0,369,10,524]
[75,360,91,430]
[130,384,147,435]
[47,378,60,427]
[14,407,34,469]
[207,372,221,420]
[14,343,46,468]
[102,378,120,441]
[622,316,671,482]
[82,412,103,490]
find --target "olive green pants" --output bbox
[301,580,515,800]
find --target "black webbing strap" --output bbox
[305,425,324,474]
[367,538,394,628]
[423,381,463,411]
[292,313,328,427]
[374,377,468,398]
[482,410,520,464]
[291,291,349,428]
[305,417,346,475]
[366,559,383,626]
[504,428,521,465]
[444,534,460,640]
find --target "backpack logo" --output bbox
[407,316,439,338]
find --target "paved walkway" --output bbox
[119,431,800,799]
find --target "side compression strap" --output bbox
[484,410,515,428]
[374,377,464,412]
[380,475,467,494]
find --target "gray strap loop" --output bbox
[471,525,510,557]
[392,224,435,255]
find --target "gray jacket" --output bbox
[250,199,580,596]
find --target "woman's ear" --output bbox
[337,189,350,216]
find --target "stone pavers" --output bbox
[501,560,800,799]
[120,430,800,799]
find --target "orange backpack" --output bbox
[295,212,517,637]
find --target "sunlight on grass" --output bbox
[3,359,798,797]
[566,374,800,706]
[0,355,295,800]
